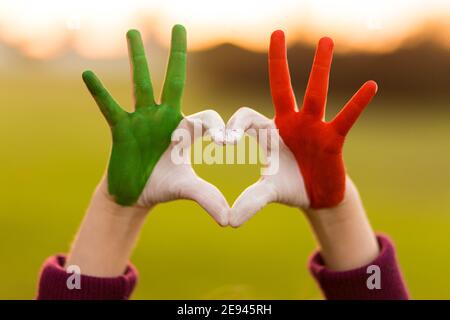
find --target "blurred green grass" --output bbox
[0,71,449,299]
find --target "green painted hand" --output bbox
[82,26,229,225]
[83,26,185,206]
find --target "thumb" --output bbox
[180,176,230,227]
[185,109,226,145]
[226,107,275,145]
[230,179,277,227]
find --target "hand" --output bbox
[227,31,379,270]
[229,30,377,225]
[83,26,228,226]
[66,25,229,277]
[270,31,377,208]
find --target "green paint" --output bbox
[83,25,186,206]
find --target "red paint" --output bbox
[269,30,377,208]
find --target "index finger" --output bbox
[82,70,126,125]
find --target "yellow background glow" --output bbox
[0,0,450,58]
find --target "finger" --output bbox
[82,70,125,125]
[230,179,277,227]
[162,24,187,110]
[181,176,229,227]
[226,107,274,144]
[126,29,155,109]
[331,81,378,136]
[185,110,226,144]
[302,37,334,119]
[269,30,296,117]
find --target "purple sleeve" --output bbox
[309,234,409,300]
[36,255,138,300]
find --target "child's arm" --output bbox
[228,30,408,299]
[305,179,379,271]
[37,25,229,300]
[306,180,409,299]
[64,180,148,278]
[37,182,143,300]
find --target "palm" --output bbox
[275,112,344,207]
[109,106,182,205]
[281,114,343,152]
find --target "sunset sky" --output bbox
[0,0,449,59]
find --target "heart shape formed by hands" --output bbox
[83,26,376,229]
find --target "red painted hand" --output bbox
[269,31,377,208]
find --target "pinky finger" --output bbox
[331,80,378,136]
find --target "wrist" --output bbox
[65,178,150,277]
[91,177,151,220]
[304,177,379,271]
[305,178,361,230]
